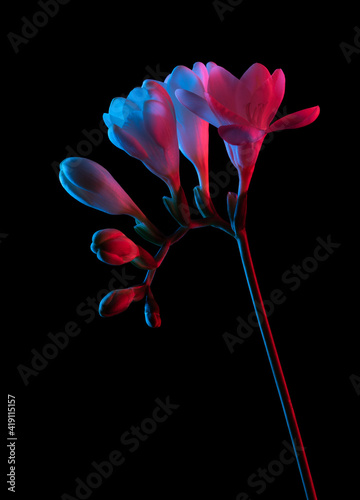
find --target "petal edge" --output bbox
[269,106,320,132]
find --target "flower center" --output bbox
[245,102,265,128]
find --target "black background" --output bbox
[3,1,359,499]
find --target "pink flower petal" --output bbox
[232,63,271,122]
[192,62,209,90]
[206,61,218,73]
[218,124,266,145]
[238,63,271,92]
[108,124,149,162]
[143,99,177,150]
[164,64,209,195]
[207,64,241,114]
[225,138,265,171]
[175,89,220,127]
[248,69,285,128]
[142,80,175,118]
[168,65,205,98]
[268,106,320,132]
[204,92,252,127]
[266,69,286,124]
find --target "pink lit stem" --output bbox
[143,226,189,288]
[236,229,317,500]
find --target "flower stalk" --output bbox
[236,228,317,500]
[58,60,320,500]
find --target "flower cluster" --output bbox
[59,62,319,327]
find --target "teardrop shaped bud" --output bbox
[91,229,140,265]
[99,288,136,317]
[144,293,161,328]
[59,157,145,218]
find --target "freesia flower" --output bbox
[90,228,157,269]
[103,80,180,195]
[99,288,136,317]
[58,60,320,500]
[99,285,146,317]
[144,292,161,328]
[161,63,210,198]
[176,62,320,193]
[91,229,139,265]
[59,157,147,220]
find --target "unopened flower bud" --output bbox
[59,157,146,218]
[91,229,140,265]
[99,288,135,317]
[144,293,161,328]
